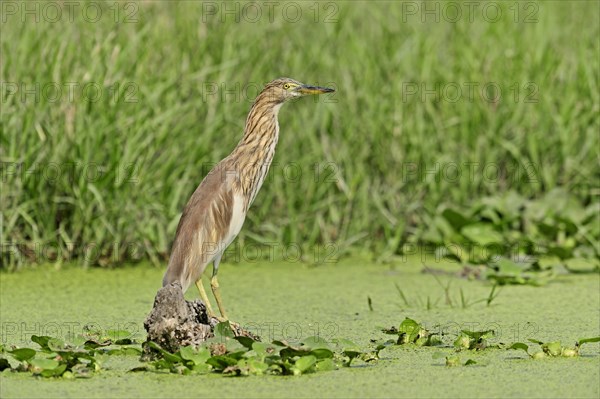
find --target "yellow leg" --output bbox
[195,278,216,318]
[210,274,229,321]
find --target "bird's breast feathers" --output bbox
[223,193,246,248]
[202,190,245,251]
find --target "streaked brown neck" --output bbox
[228,91,282,208]
[236,91,281,150]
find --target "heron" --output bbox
[162,77,334,321]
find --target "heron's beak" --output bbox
[296,85,335,95]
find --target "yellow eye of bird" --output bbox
[283,83,290,89]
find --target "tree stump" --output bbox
[142,282,258,359]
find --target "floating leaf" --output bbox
[31,335,52,351]
[251,342,277,358]
[461,329,495,340]
[191,362,211,373]
[40,364,67,378]
[280,346,310,359]
[453,329,495,351]
[399,318,420,337]
[293,355,316,375]
[214,322,235,340]
[315,358,335,371]
[578,336,600,346]
[309,348,334,359]
[334,338,361,351]
[8,348,36,361]
[146,341,182,364]
[245,358,268,375]
[29,358,59,370]
[234,336,256,350]
[206,355,239,371]
[342,349,362,366]
[509,342,530,355]
[398,318,422,343]
[301,336,331,350]
[71,363,94,378]
[224,338,246,353]
[454,335,471,350]
[47,338,67,352]
[541,341,562,357]
[179,346,210,366]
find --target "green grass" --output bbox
[1,1,599,268]
[0,258,599,398]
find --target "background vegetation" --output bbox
[1,1,598,269]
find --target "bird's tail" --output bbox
[162,246,192,292]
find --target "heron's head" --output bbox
[261,77,335,104]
